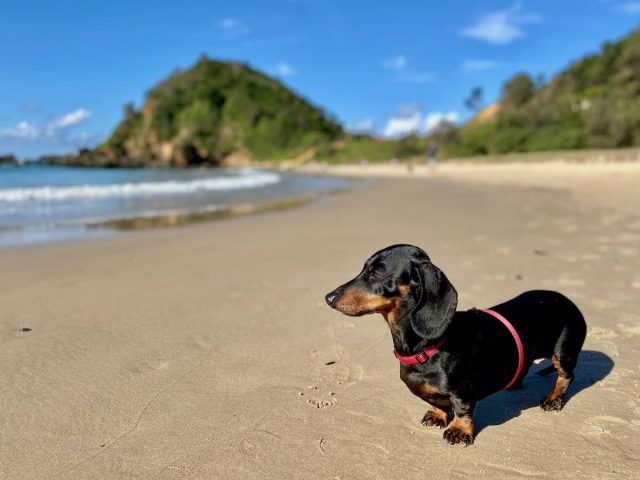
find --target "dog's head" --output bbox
[325,244,458,340]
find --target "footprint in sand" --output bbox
[302,345,365,408]
[299,385,338,409]
[305,394,338,409]
[312,359,364,389]
[238,429,283,457]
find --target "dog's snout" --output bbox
[325,291,339,306]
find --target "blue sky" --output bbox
[1,0,639,158]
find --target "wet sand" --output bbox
[1,162,639,479]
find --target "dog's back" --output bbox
[491,290,586,362]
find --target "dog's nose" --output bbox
[325,291,339,306]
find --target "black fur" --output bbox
[325,244,587,446]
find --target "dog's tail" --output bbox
[536,364,557,376]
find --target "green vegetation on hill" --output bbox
[40,27,640,167]
[442,27,640,157]
[316,134,426,164]
[75,57,343,166]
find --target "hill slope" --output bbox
[70,57,343,167]
[446,27,640,157]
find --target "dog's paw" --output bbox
[540,396,565,412]
[443,426,474,446]
[420,410,447,429]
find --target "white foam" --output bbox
[0,170,281,203]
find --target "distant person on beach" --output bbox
[426,141,438,169]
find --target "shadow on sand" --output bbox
[475,350,614,436]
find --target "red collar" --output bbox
[393,336,447,365]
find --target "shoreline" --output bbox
[0,167,360,248]
[3,159,640,248]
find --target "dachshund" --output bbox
[325,244,586,446]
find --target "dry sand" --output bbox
[1,162,639,479]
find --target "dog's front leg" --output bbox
[421,406,450,429]
[443,396,475,446]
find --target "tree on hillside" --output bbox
[124,102,136,119]
[464,87,484,112]
[502,73,535,108]
[429,120,458,149]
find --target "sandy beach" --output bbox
[1,161,639,479]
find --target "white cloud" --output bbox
[383,105,458,138]
[463,12,521,44]
[347,118,375,134]
[1,121,40,140]
[615,2,640,13]
[383,112,422,138]
[269,62,297,77]
[0,108,94,147]
[462,60,501,71]
[382,55,407,70]
[45,108,91,137]
[462,3,540,45]
[218,17,251,38]
[424,111,459,132]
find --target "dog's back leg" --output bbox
[540,308,586,412]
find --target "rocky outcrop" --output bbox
[0,154,17,165]
[44,57,343,168]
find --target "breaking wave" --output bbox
[0,170,281,203]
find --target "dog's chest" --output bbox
[400,367,441,401]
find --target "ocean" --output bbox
[0,164,353,247]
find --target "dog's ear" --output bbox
[409,260,458,341]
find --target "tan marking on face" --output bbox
[333,288,397,317]
[383,301,402,327]
[398,284,410,295]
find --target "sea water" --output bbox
[0,164,352,246]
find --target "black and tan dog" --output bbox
[325,244,586,446]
